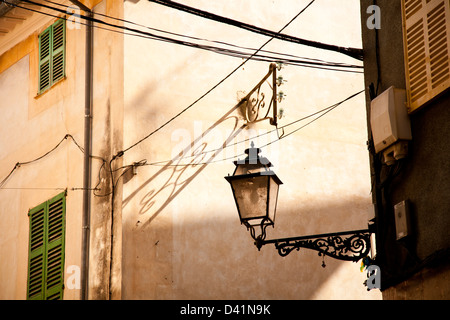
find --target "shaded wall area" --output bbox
[360,0,450,295]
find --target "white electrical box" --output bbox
[394,200,411,241]
[370,86,412,153]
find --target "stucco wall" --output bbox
[121,0,381,299]
[0,0,124,300]
[0,0,385,300]
[0,13,86,299]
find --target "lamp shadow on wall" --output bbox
[121,103,246,229]
[126,196,379,300]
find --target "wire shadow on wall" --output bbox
[121,104,246,229]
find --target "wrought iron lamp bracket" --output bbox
[248,227,372,263]
[240,63,279,127]
[242,218,273,244]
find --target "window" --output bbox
[401,0,450,113]
[38,19,66,94]
[27,192,66,300]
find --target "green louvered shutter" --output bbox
[45,193,66,300]
[38,19,65,94]
[38,26,51,93]
[51,19,65,85]
[27,202,46,300]
[27,192,66,300]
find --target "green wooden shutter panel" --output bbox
[45,194,65,300]
[38,28,51,93]
[38,19,65,94]
[48,197,64,242]
[27,204,46,300]
[51,20,65,84]
[26,192,66,300]
[28,255,44,299]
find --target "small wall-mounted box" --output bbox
[370,86,412,153]
[394,200,411,241]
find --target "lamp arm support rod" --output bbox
[255,229,372,262]
[260,229,371,244]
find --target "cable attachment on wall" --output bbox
[132,159,148,175]
[276,75,287,87]
[275,62,287,119]
[277,91,287,103]
[276,62,285,71]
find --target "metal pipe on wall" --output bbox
[69,0,93,301]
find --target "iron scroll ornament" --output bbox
[239,63,279,126]
[254,229,372,262]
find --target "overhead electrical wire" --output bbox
[2,0,364,153]
[0,0,365,190]
[2,0,362,156]
[142,89,365,167]
[0,134,105,190]
[5,0,362,73]
[38,0,362,73]
[148,0,364,61]
[0,89,365,191]
[115,0,318,158]
[101,90,365,168]
[0,0,316,192]
[40,0,363,64]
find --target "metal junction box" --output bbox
[370,86,412,153]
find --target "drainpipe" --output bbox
[69,0,93,301]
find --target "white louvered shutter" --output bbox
[401,0,450,113]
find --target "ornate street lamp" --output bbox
[225,144,372,263]
[225,142,283,242]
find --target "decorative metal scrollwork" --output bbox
[251,229,371,262]
[243,218,273,244]
[245,90,266,123]
[239,63,278,126]
[273,230,371,262]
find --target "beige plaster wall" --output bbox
[0,10,86,299]
[0,0,383,300]
[0,0,123,300]
[122,0,381,299]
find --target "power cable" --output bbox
[0,89,365,190]
[148,0,364,61]
[141,89,365,167]
[0,134,105,190]
[40,0,362,72]
[39,0,363,62]
[3,0,364,160]
[0,1,363,189]
[5,0,362,72]
[114,0,317,158]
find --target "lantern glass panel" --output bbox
[267,176,280,223]
[230,175,269,222]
